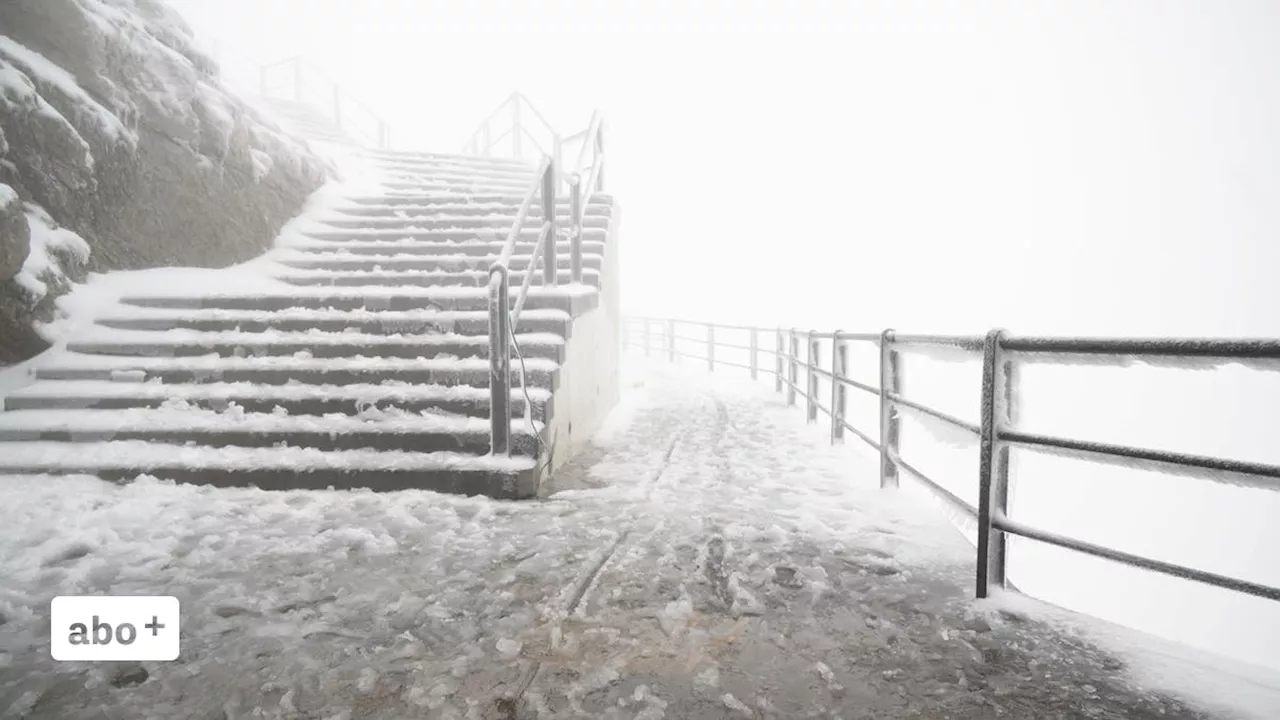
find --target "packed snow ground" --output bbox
[1,356,1276,719]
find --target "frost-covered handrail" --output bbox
[258,56,392,148]
[462,94,606,193]
[489,156,558,456]
[621,316,1280,608]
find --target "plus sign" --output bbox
[145,616,165,636]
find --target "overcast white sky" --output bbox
[171,0,1280,338]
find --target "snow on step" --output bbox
[0,441,536,473]
[272,253,604,273]
[275,240,608,259]
[0,406,542,438]
[92,306,572,334]
[299,226,608,242]
[9,377,552,400]
[30,353,560,375]
[71,327,566,350]
[274,268,601,289]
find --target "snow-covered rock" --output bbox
[0,183,25,280]
[0,0,327,364]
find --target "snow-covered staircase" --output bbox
[0,145,619,498]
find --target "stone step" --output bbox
[0,409,543,456]
[331,203,612,218]
[300,227,608,243]
[316,214,611,230]
[94,308,572,336]
[117,286,600,314]
[28,358,560,392]
[10,366,558,407]
[0,442,542,498]
[367,160,536,182]
[275,268,601,290]
[343,193,613,207]
[64,334,565,362]
[279,240,607,258]
[274,253,604,273]
[380,171,536,188]
[381,179,532,193]
[361,149,533,170]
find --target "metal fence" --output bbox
[258,56,391,149]
[622,316,1280,604]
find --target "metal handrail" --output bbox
[258,56,391,148]
[622,316,1280,606]
[488,156,557,456]
[463,93,606,192]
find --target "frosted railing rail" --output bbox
[623,316,1280,605]
[258,56,392,149]
[469,94,608,458]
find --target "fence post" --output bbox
[977,328,1013,598]
[708,325,716,371]
[569,176,584,283]
[667,320,675,363]
[831,333,846,443]
[511,95,523,158]
[553,136,564,193]
[879,329,901,489]
[749,328,759,380]
[595,124,605,191]
[541,162,557,287]
[787,330,799,407]
[775,329,784,393]
[488,271,511,455]
[806,331,819,422]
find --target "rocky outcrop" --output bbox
[0,0,328,364]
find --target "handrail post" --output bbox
[708,325,716,371]
[488,270,512,455]
[831,333,846,443]
[774,329,783,392]
[512,95,523,158]
[293,57,302,103]
[807,331,819,422]
[977,328,1012,598]
[749,328,758,380]
[541,161,558,287]
[569,175,583,283]
[553,136,564,192]
[879,329,901,489]
[787,330,799,407]
[595,125,605,191]
[667,320,675,362]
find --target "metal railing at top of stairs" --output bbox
[621,316,1280,606]
[482,99,608,457]
[488,156,556,457]
[258,56,392,149]
[463,93,606,195]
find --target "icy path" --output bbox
[0,358,1275,719]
